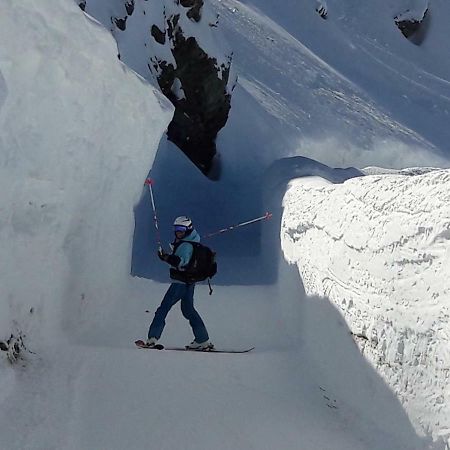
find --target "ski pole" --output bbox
[203,211,272,239]
[144,178,163,252]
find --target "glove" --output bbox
[157,249,169,262]
[158,251,181,267]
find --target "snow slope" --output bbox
[1,0,450,449]
[210,0,450,168]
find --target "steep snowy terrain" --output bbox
[81,0,235,177]
[281,170,450,445]
[1,0,450,449]
[0,0,171,371]
[210,0,450,168]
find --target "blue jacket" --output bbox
[173,229,201,270]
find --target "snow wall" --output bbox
[281,170,450,446]
[0,0,172,347]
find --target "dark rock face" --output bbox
[148,3,232,178]
[151,25,166,45]
[80,0,134,31]
[395,8,429,45]
[180,0,204,22]
[151,21,231,176]
[114,16,128,31]
[125,1,134,16]
[113,1,134,31]
[315,3,328,20]
[78,0,233,179]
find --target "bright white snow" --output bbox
[0,0,171,364]
[281,170,450,445]
[1,0,450,449]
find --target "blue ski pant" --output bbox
[148,283,209,343]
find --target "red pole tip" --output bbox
[144,178,153,186]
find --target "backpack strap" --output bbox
[207,278,213,295]
[175,240,214,294]
[172,240,195,270]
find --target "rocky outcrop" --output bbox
[394,7,430,45]
[315,1,328,19]
[150,15,232,177]
[111,1,134,30]
[148,2,232,179]
[180,0,204,22]
[79,0,234,179]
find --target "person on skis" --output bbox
[146,216,213,350]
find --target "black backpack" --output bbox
[170,241,217,284]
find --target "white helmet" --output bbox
[173,216,193,231]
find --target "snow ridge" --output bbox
[282,169,450,445]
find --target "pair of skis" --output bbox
[135,340,254,354]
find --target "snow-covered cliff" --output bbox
[0,0,172,353]
[281,169,450,446]
[81,0,234,178]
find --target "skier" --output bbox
[146,216,214,350]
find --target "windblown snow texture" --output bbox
[282,170,450,444]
